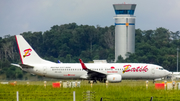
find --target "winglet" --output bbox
[79,59,88,70]
[57,60,61,63]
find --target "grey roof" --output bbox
[113,4,136,10]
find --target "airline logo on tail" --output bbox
[23,48,32,58]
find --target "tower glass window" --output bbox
[115,10,134,15]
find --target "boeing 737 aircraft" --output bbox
[12,35,171,83]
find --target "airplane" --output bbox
[169,72,180,80]
[12,35,171,83]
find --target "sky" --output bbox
[1,0,180,37]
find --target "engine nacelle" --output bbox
[107,74,122,83]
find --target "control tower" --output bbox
[113,4,136,61]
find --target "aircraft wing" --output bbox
[79,59,106,78]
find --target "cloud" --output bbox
[0,0,180,37]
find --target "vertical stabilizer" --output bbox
[15,35,54,64]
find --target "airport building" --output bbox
[113,4,136,61]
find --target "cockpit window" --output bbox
[159,68,163,70]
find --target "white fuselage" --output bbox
[14,35,171,82]
[22,63,170,79]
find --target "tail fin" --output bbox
[15,35,55,64]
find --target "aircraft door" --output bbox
[151,68,155,74]
[43,66,47,74]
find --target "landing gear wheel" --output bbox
[93,80,97,83]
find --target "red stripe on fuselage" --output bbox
[15,36,23,64]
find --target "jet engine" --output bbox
[107,74,122,83]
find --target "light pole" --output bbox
[177,48,179,72]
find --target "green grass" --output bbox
[0,80,180,101]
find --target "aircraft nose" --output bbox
[168,71,172,75]
[165,70,172,76]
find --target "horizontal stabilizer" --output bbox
[11,63,21,68]
[19,64,34,68]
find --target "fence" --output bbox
[0,91,73,101]
[1,91,180,101]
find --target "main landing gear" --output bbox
[88,80,97,83]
